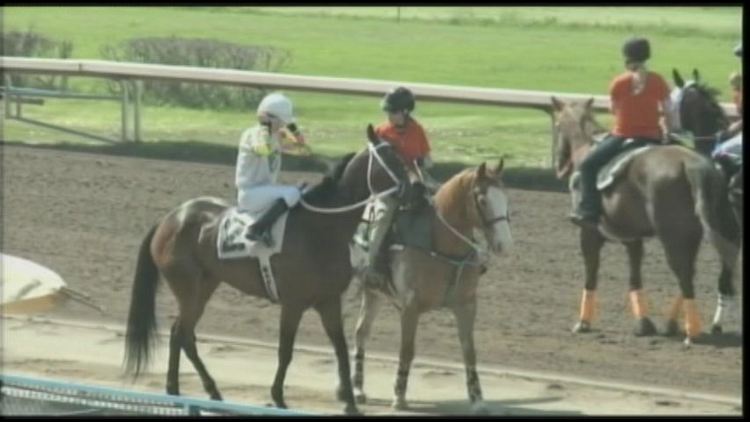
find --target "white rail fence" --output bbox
[1,57,738,163]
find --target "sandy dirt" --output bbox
[1,144,743,414]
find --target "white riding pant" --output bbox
[237,185,301,213]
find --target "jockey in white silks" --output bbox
[236,92,306,246]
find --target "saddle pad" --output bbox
[596,144,654,190]
[217,206,289,260]
[393,207,435,252]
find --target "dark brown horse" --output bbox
[123,125,409,415]
[672,68,743,232]
[349,160,512,413]
[671,68,730,156]
[552,96,740,344]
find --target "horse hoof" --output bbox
[683,337,693,348]
[711,324,723,335]
[354,390,367,405]
[572,320,591,333]
[664,319,680,337]
[344,403,361,415]
[634,317,657,337]
[391,398,408,411]
[210,393,223,401]
[471,401,490,415]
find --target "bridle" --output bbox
[472,185,510,229]
[299,141,407,214]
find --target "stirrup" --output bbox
[246,228,274,247]
[569,212,599,229]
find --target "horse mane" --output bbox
[687,81,727,121]
[301,152,356,204]
[691,81,721,100]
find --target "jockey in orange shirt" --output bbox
[571,37,675,228]
[366,86,435,286]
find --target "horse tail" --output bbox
[683,159,740,269]
[123,224,160,379]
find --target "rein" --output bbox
[300,142,403,214]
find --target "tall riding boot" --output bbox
[365,200,397,287]
[246,198,289,247]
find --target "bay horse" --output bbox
[671,68,730,157]
[551,96,740,345]
[123,125,410,415]
[349,160,513,413]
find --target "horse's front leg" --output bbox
[624,240,657,336]
[452,300,488,415]
[573,228,605,333]
[392,305,420,411]
[352,288,385,404]
[315,297,360,415]
[271,304,304,409]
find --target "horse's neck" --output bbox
[432,178,475,257]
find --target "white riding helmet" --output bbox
[257,92,295,125]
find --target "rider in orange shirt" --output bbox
[366,87,435,286]
[571,37,675,228]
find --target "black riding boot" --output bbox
[571,135,625,227]
[246,199,289,247]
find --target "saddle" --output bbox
[216,205,289,260]
[353,192,434,254]
[569,139,660,204]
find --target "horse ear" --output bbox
[551,96,565,112]
[477,162,488,180]
[585,97,594,110]
[366,124,379,145]
[490,156,505,177]
[692,68,701,83]
[674,69,686,87]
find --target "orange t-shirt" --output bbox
[374,118,431,165]
[609,71,670,140]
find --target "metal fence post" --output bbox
[133,80,142,143]
[118,79,130,142]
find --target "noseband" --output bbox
[473,187,510,229]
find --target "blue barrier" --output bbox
[0,373,314,416]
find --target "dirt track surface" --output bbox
[2,144,743,410]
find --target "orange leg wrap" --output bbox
[579,289,596,322]
[683,299,703,338]
[629,289,648,319]
[666,296,684,321]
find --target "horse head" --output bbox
[336,124,409,204]
[551,96,606,180]
[671,68,729,155]
[469,158,513,255]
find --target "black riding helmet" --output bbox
[381,87,415,113]
[622,37,651,63]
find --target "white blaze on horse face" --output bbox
[485,186,513,254]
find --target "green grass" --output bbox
[1,6,741,168]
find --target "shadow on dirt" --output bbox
[383,395,583,416]
[2,140,568,192]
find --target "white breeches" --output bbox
[237,184,301,213]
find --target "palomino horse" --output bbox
[349,160,513,413]
[552,96,741,344]
[123,125,409,415]
[671,68,730,157]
